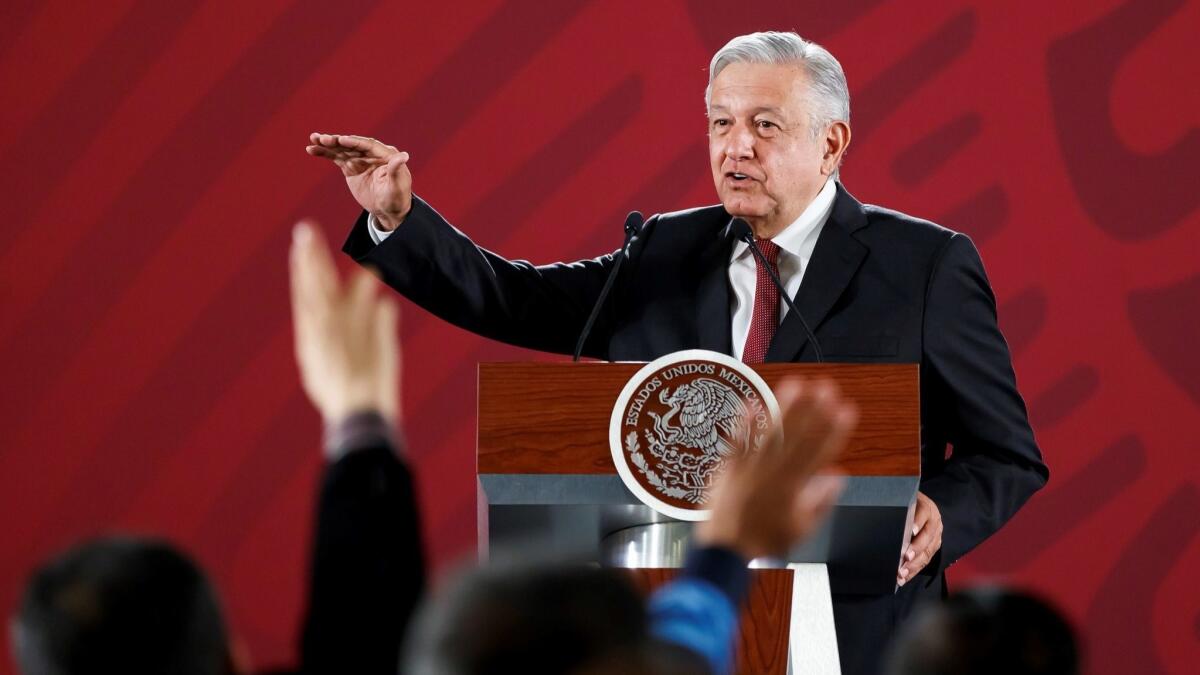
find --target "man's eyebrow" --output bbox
[706,104,785,116]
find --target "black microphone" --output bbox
[729,218,824,362]
[573,211,644,362]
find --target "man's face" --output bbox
[708,62,829,233]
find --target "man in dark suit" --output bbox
[307,30,1047,675]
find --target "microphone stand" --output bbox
[572,212,643,362]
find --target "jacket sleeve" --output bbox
[647,546,749,675]
[299,441,425,675]
[343,197,620,358]
[918,233,1049,576]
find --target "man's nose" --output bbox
[724,122,755,161]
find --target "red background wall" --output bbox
[1,1,1197,672]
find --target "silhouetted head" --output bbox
[403,560,708,675]
[12,536,233,675]
[886,586,1080,675]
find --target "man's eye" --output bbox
[756,120,777,130]
[711,119,730,128]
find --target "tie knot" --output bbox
[755,238,781,264]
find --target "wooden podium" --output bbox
[477,362,919,674]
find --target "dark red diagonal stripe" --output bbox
[684,0,886,50]
[0,0,382,441]
[852,10,975,143]
[937,185,1008,248]
[0,0,40,56]
[191,392,317,575]
[891,112,982,187]
[0,0,203,249]
[971,436,1146,573]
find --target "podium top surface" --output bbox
[478,362,918,477]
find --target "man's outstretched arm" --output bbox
[307,133,619,358]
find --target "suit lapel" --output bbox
[766,183,870,362]
[694,217,736,356]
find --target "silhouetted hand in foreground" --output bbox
[289,220,400,431]
[695,379,856,560]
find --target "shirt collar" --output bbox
[730,177,838,262]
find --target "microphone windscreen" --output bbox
[729,217,753,241]
[623,211,645,236]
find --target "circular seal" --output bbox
[609,349,780,521]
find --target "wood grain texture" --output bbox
[478,362,918,475]
[627,568,793,675]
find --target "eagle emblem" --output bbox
[610,350,779,520]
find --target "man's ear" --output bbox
[822,121,851,175]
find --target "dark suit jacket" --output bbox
[344,183,1047,675]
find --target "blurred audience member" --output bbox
[11,221,422,675]
[12,538,235,675]
[885,586,1080,675]
[404,379,856,675]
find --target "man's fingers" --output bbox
[311,132,349,148]
[910,497,934,537]
[905,522,937,563]
[904,505,936,564]
[307,145,376,179]
[336,134,395,157]
[899,546,932,581]
[306,144,367,160]
[385,151,410,177]
[899,521,939,582]
[309,133,382,158]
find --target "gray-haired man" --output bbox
[308,31,1047,675]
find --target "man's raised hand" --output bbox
[306,133,412,231]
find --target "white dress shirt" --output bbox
[367,213,395,244]
[366,177,838,360]
[728,178,836,360]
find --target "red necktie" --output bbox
[742,239,781,364]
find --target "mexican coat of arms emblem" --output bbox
[609,350,780,521]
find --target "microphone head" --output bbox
[623,211,645,236]
[728,217,754,242]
